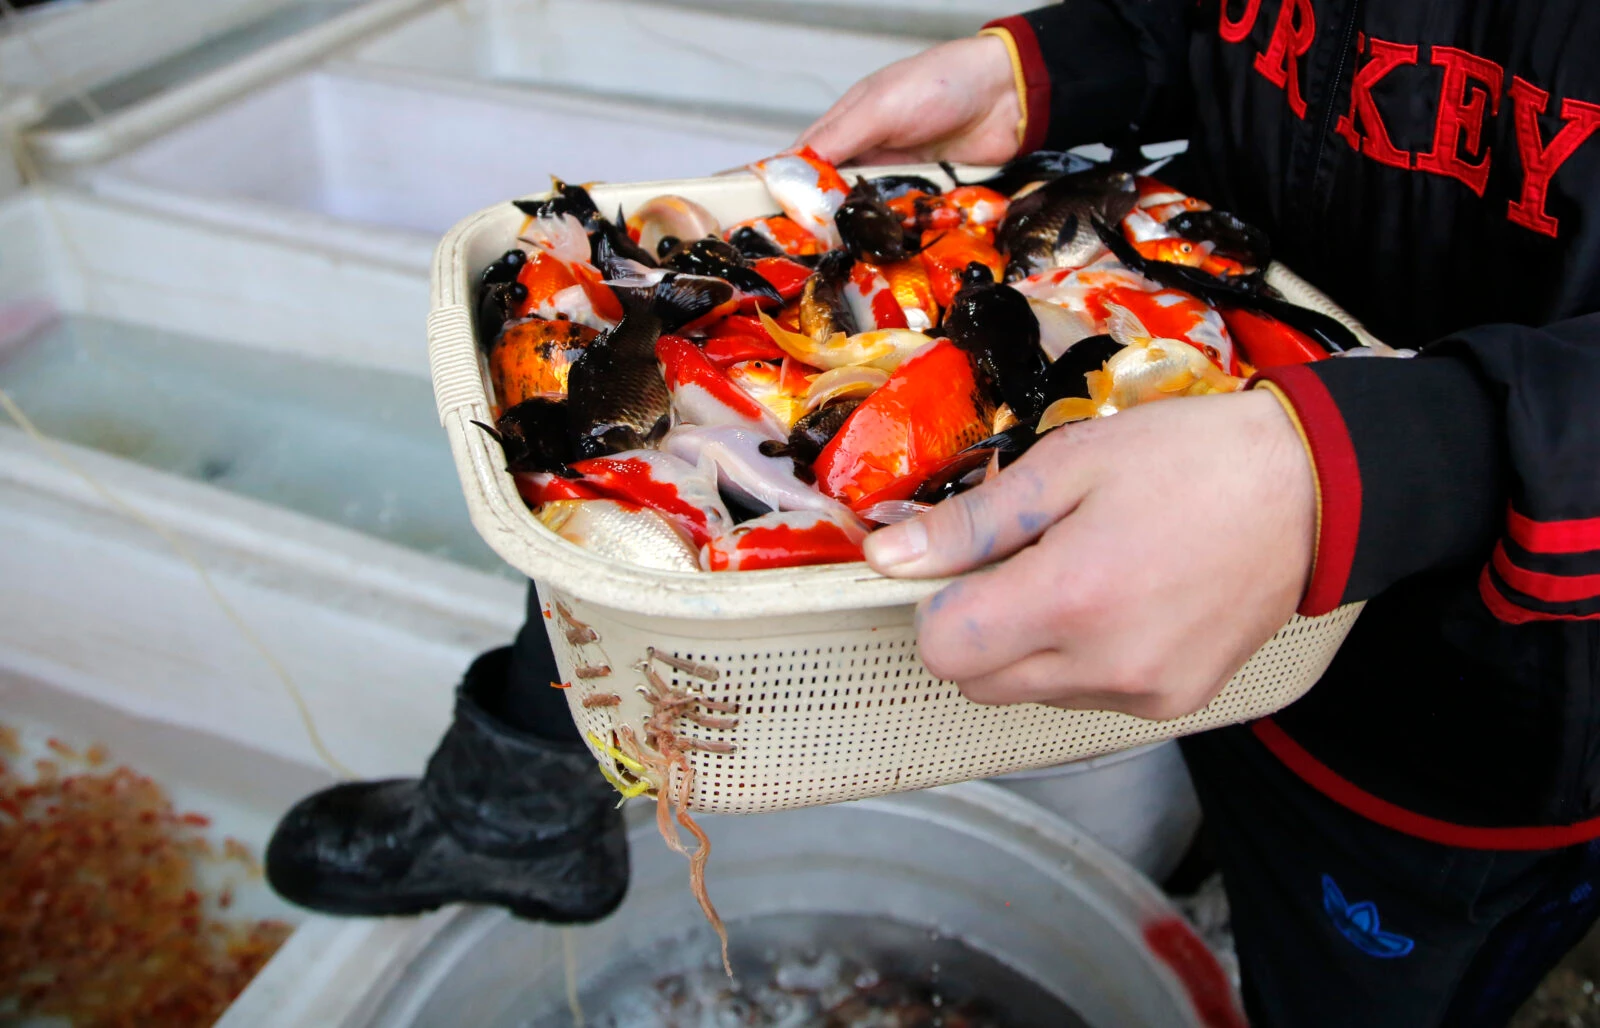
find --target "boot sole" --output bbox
[282,882,628,926]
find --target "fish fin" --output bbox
[1102,301,1152,348]
[1053,212,1080,251]
[939,160,966,188]
[1036,397,1098,432]
[758,310,824,364]
[470,419,504,445]
[1157,368,1199,394]
[651,273,733,330]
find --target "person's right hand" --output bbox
[797,35,1022,167]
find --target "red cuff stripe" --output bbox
[985,15,1052,155]
[1491,541,1600,603]
[1252,366,1361,615]
[1479,566,1600,624]
[1506,506,1600,555]
[1254,718,1600,849]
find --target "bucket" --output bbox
[302,783,1241,1027]
[989,742,1202,882]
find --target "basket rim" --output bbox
[427,164,1376,620]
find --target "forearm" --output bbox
[1255,316,1600,623]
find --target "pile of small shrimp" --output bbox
[475,147,1364,574]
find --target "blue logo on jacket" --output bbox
[1322,874,1415,958]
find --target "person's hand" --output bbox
[865,391,1317,719]
[797,35,1022,166]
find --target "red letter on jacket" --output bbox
[1333,35,1419,169]
[1506,76,1600,237]
[1415,46,1503,197]
[1219,0,1264,44]
[1253,0,1316,118]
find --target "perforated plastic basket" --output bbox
[427,165,1367,814]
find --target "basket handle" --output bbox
[427,304,486,425]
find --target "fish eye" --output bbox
[1179,243,1193,253]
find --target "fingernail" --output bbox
[866,520,928,571]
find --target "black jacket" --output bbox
[990,0,1600,846]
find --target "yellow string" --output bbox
[0,387,356,780]
[562,928,586,1028]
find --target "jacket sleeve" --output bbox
[1252,316,1600,625]
[982,1,1196,155]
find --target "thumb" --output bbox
[864,439,1092,577]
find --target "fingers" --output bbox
[864,428,1095,578]
[914,553,1068,683]
[796,80,885,165]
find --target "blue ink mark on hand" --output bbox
[1017,510,1050,534]
[1322,874,1414,958]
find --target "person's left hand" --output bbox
[864,390,1317,719]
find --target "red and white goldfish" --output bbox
[701,508,867,571]
[749,147,850,249]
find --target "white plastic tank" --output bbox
[224,784,1239,1027]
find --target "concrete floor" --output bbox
[1512,922,1600,1027]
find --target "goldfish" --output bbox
[1015,258,1238,374]
[946,185,1010,229]
[663,425,850,517]
[517,212,590,264]
[564,450,731,547]
[1036,302,1244,429]
[877,258,939,331]
[701,509,867,571]
[538,500,700,573]
[759,310,933,373]
[1131,237,1249,279]
[919,229,1005,308]
[490,318,597,406]
[656,334,786,439]
[700,315,785,367]
[1218,307,1326,368]
[997,167,1139,280]
[845,260,910,332]
[811,338,996,506]
[835,178,923,264]
[749,146,849,249]
[566,310,670,458]
[626,194,721,258]
[515,250,623,329]
[803,366,889,411]
[751,256,813,302]
[725,215,824,258]
[1134,176,1211,223]
[730,357,814,430]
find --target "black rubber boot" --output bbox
[264,648,628,922]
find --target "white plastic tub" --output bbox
[992,741,1202,882]
[0,187,523,777]
[12,0,434,166]
[78,67,795,268]
[223,783,1242,1027]
[339,0,942,129]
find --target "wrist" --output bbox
[974,30,1026,148]
[1249,387,1318,606]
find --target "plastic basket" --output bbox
[427,165,1366,814]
